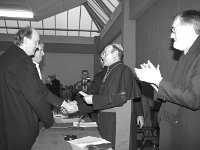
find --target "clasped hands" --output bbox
[60,94,93,114]
[61,100,79,114]
[134,60,163,91]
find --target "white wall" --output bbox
[0,51,94,86]
[41,53,94,86]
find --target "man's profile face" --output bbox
[170,16,196,52]
[101,45,115,67]
[26,29,40,56]
[32,45,44,63]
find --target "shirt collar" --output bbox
[107,61,122,71]
[33,60,39,67]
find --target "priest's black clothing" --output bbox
[88,67,107,122]
[78,61,143,150]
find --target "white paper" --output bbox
[67,136,111,150]
[79,91,88,97]
[73,122,97,127]
[54,114,85,123]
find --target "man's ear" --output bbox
[113,50,119,57]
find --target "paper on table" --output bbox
[54,114,85,124]
[67,136,111,150]
[73,122,97,127]
[79,91,88,97]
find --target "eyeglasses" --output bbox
[35,47,44,52]
[101,50,115,58]
[171,24,182,34]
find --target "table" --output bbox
[31,117,102,150]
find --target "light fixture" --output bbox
[0,9,34,18]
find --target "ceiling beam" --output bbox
[95,0,112,18]
[0,26,99,32]
[84,2,104,30]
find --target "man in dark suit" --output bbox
[0,26,75,150]
[75,70,91,93]
[49,74,61,97]
[135,10,200,150]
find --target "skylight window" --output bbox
[0,0,120,37]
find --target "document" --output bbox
[79,91,88,97]
[73,122,98,128]
[54,114,85,124]
[67,136,111,150]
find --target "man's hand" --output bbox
[61,101,78,114]
[68,101,79,112]
[134,60,163,87]
[137,116,144,129]
[83,95,93,104]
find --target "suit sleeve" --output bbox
[76,96,94,114]
[158,76,200,110]
[16,60,54,128]
[133,97,144,117]
[42,85,63,109]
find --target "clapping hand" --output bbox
[134,60,163,90]
[137,116,144,129]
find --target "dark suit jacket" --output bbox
[158,36,200,150]
[0,44,61,150]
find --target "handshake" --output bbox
[61,100,79,114]
[60,91,93,114]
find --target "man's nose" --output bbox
[170,32,175,39]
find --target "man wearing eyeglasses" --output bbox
[0,26,75,150]
[32,41,74,113]
[78,43,144,150]
[32,41,45,80]
[134,10,200,150]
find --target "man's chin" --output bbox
[173,43,183,51]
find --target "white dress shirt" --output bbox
[33,61,42,80]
